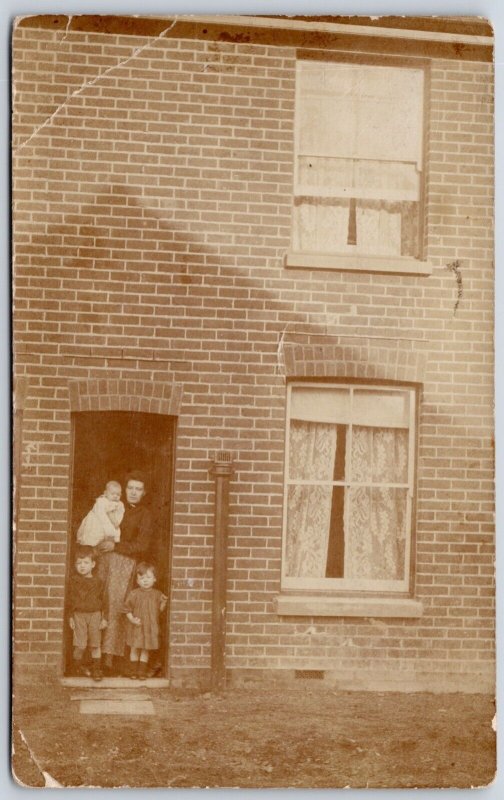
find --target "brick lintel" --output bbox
[282,341,427,384]
[67,378,184,416]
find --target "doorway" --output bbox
[64,411,175,677]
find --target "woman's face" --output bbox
[126,480,145,505]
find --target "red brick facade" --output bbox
[12,17,494,691]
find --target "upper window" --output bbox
[290,59,426,268]
[282,383,416,593]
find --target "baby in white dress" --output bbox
[77,481,125,548]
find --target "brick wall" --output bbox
[12,22,494,691]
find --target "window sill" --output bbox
[285,251,433,276]
[275,594,424,618]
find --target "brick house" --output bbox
[12,15,495,692]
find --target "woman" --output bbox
[96,471,153,674]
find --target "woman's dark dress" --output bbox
[99,502,153,657]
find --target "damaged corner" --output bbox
[11,725,62,788]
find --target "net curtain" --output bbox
[286,421,408,581]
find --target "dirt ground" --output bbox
[12,673,496,789]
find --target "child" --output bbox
[77,480,125,547]
[67,545,108,681]
[123,562,167,680]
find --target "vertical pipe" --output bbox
[209,453,233,693]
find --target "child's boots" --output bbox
[90,659,103,682]
[103,654,114,675]
[74,660,91,678]
[137,661,148,681]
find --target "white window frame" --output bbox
[281,382,417,594]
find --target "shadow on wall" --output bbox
[53,181,304,347]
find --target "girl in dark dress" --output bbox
[124,562,167,679]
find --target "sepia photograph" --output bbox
[10,10,497,789]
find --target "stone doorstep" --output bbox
[71,691,150,700]
[66,681,161,715]
[61,677,169,689]
[69,687,157,715]
[79,699,155,715]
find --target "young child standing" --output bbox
[68,545,108,681]
[77,480,125,548]
[123,562,167,680]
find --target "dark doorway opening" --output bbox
[64,411,175,677]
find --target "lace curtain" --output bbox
[293,197,417,257]
[345,427,408,580]
[286,422,408,581]
[286,421,337,577]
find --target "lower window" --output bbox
[282,383,417,593]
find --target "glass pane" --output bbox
[290,387,350,425]
[297,61,424,165]
[356,202,402,256]
[354,160,419,194]
[353,390,409,428]
[293,201,350,252]
[294,197,419,257]
[298,156,355,189]
[351,426,409,483]
[353,66,424,166]
[297,62,328,93]
[298,156,420,198]
[297,157,419,199]
[297,96,329,154]
[285,485,333,577]
[288,420,338,480]
[345,487,407,580]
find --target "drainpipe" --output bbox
[209,451,234,693]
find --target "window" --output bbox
[282,383,416,593]
[288,59,428,272]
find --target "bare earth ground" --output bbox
[12,674,496,789]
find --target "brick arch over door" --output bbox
[67,379,184,415]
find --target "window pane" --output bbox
[285,485,333,577]
[353,389,409,428]
[353,66,424,166]
[297,62,424,165]
[298,156,355,189]
[293,198,419,257]
[356,203,402,255]
[354,160,420,195]
[290,387,349,424]
[297,62,327,92]
[293,200,350,252]
[294,199,419,256]
[297,156,420,199]
[288,420,338,480]
[345,487,407,580]
[351,426,409,483]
